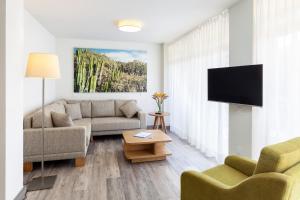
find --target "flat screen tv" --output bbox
[208,64,263,106]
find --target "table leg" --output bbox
[153,116,158,129]
[161,117,167,133]
[153,143,166,155]
[156,116,161,129]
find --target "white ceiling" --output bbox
[25,0,240,44]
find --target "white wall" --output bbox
[229,0,254,158]
[229,0,253,66]
[56,38,163,125]
[24,10,57,114]
[0,0,5,199]
[4,0,24,199]
[162,44,170,125]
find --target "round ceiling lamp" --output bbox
[117,20,143,32]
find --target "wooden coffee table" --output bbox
[123,129,172,163]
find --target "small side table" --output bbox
[149,112,170,133]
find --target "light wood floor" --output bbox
[24,133,216,200]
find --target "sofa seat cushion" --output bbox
[73,118,92,145]
[92,117,140,132]
[202,164,248,186]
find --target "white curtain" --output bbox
[252,0,300,158]
[166,11,229,162]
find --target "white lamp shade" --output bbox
[26,53,60,79]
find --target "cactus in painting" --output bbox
[74,48,147,93]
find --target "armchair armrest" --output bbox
[137,111,147,129]
[24,126,87,157]
[233,172,293,200]
[181,170,230,200]
[181,170,292,200]
[225,155,257,176]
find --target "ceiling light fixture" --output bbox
[117,20,143,32]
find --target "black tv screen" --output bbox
[208,64,263,106]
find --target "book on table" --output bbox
[134,132,152,138]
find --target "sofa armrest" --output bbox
[24,126,87,157]
[138,111,147,129]
[225,155,257,176]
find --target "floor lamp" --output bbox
[25,53,60,191]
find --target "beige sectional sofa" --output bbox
[23,99,146,171]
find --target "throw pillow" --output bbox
[115,100,136,117]
[65,103,82,120]
[119,101,141,118]
[51,112,73,127]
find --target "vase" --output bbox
[156,103,162,114]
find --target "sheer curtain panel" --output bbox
[167,11,229,162]
[252,0,300,158]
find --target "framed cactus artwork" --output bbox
[73,48,147,93]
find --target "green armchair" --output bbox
[181,137,300,200]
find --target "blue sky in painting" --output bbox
[75,48,147,63]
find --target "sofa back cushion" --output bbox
[32,102,65,128]
[65,103,82,120]
[115,99,137,117]
[54,99,67,105]
[67,100,92,118]
[254,137,300,174]
[92,100,115,117]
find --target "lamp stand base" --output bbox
[27,175,57,191]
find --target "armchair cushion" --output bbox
[202,164,248,186]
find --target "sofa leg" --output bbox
[90,136,94,142]
[75,157,85,167]
[24,162,33,172]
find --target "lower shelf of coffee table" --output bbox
[124,147,171,163]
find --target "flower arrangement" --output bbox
[152,92,168,113]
